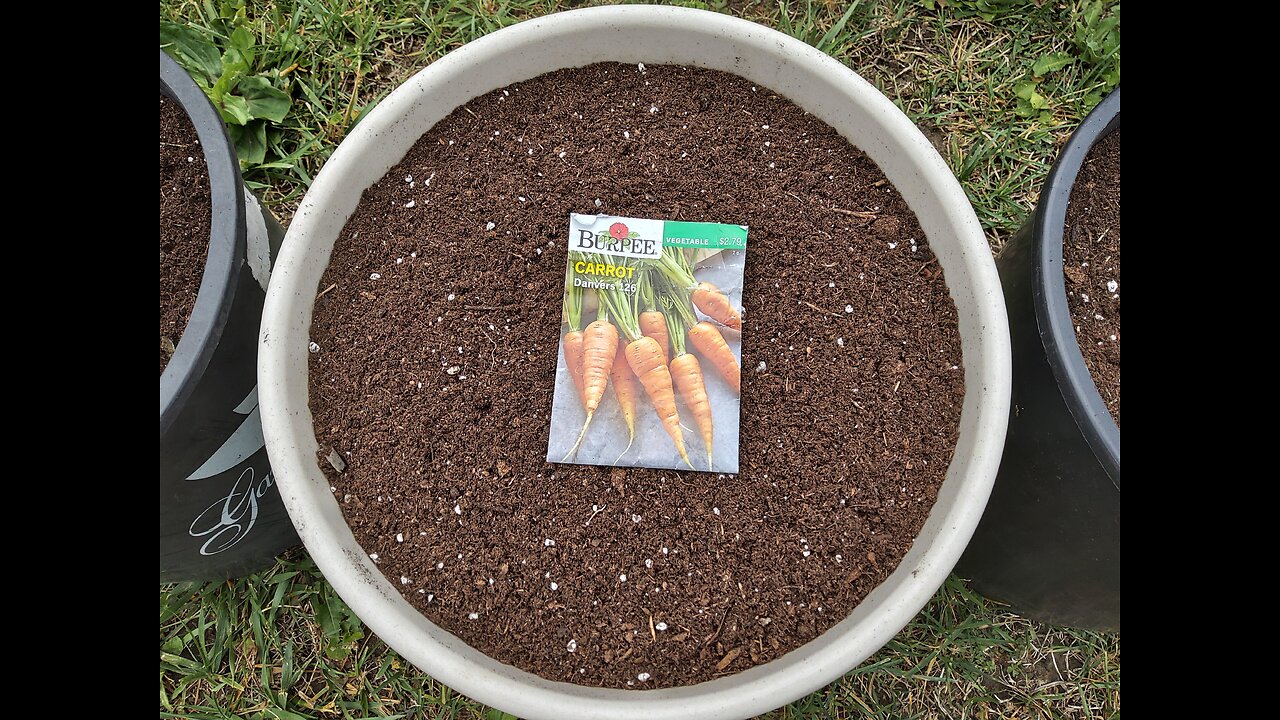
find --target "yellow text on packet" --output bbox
[574,260,636,280]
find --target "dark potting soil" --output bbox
[1062,130,1120,426]
[309,63,965,689]
[159,94,212,375]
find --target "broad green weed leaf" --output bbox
[162,635,184,655]
[1032,52,1074,76]
[238,76,291,122]
[228,26,255,69]
[159,23,222,83]
[220,94,251,125]
[229,25,255,56]
[231,121,267,164]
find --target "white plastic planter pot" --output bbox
[260,7,1010,719]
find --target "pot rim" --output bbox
[1029,87,1120,488]
[259,6,1010,719]
[159,48,247,435]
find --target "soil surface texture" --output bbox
[309,63,965,689]
[159,93,213,374]
[1063,129,1120,426]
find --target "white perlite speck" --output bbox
[623,130,631,139]
[845,304,854,313]
[395,533,404,543]
[655,622,668,631]
[755,361,767,373]
[453,503,462,515]
[485,222,496,231]
[544,539,556,547]
[468,612,479,620]
[369,553,379,561]
[1107,280,1118,293]
[637,673,651,682]
[404,200,415,208]
[550,582,559,591]
[308,341,320,354]
[370,272,382,280]
[400,576,411,585]
[619,574,628,582]
[446,366,461,375]
[567,639,578,652]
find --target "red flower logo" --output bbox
[609,222,629,240]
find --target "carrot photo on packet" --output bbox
[547,213,747,473]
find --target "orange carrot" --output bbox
[670,352,713,470]
[562,330,586,407]
[561,317,618,461]
[625,335,692,469]
[639,311,669,365]
[561,258,588,408]
[637,272,670,364]
[691,281,743,330]
[610,344,639,459]
[580,319,619,414]
[688,321,741,394]
[663,304,715,469]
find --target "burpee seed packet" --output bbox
[547,213,747,473]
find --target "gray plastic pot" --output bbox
[160,49,298,581]
[956,89,1120,631]
[259,7,1010,719]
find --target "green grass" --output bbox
[160,553,1119,719]
[160,1,1120,717]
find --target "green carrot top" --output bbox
[563,253,584,332]
[653,246,697,289]
[594,255,643,343]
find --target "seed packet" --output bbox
[548,213,747,473]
